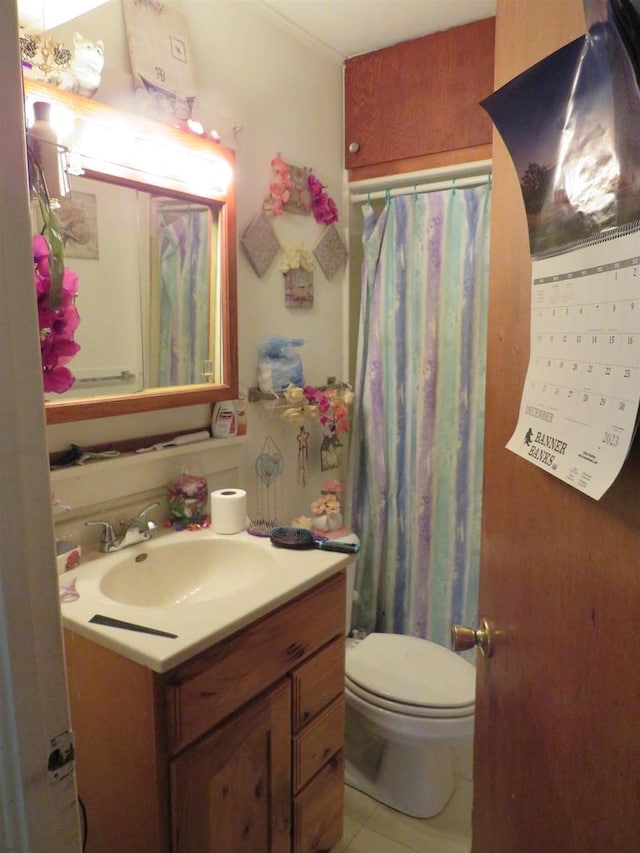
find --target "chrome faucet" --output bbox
[86,502,160,553]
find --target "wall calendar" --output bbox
[507,228,640,499]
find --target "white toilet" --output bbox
[343,560,476,818]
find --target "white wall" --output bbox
[44,0,349,532]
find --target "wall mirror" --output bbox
[25,79,238,424]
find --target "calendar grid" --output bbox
[507,228,640,499]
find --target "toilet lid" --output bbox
[345,633,475,709]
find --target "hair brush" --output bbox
[270,526,360,554]
[247,518,278,537]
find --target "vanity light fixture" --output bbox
[24,79,234,200]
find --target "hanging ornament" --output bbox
[320,429,343,471]
[296,425,311,487]
[255,436,284,522]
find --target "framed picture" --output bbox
[283,163,311,215]
[284,268,314,308]
[241,211,281,278]
[314,224,348,280]
[123,0,197,121]
[58,191,99,259]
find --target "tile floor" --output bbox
[335,780,472,853]
[335,746,473,853]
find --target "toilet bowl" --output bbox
[342,558,476,818]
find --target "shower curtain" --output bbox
[157,208,210,386]
[348,183,491,647]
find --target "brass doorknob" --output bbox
[451,618,493,657]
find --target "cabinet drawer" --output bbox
[293,750,344,853]
[293,695,345,793]
[291,636,344,733]
[165,572,345,753]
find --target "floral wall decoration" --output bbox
[262,156,294,217]
[254,155,342,309]
[308,173,338,225]
[280,382,354,471]
[263,156,312,217]
[280,244,315,308]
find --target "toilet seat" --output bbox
[346,633,475,719]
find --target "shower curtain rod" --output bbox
[348,158,491,203]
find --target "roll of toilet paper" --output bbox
[210,488,248,534]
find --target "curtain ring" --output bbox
[385,188,391,203]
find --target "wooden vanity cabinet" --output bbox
[64,570,346,853]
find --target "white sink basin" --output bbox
[98,537,274,607]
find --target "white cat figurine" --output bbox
[58,32,104,97]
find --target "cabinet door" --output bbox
[171,680,291,853]
[344,17,495,171]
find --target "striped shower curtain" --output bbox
[348,184,491,647]
[157,208,210,386]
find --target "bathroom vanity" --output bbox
[60,534,347,853]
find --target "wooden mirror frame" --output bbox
[25,80,238,425]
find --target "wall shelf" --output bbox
[248,377,343,403]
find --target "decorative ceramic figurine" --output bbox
[21,30,104,98]
[58,32,104,97]
[310,480,348,537]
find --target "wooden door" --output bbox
[171,680,291,852]
[474,2,640,850]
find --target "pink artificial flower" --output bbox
[264,156,296,216]
[311,494,341,516]
[61,265,79,298]
[308,174,338,225]
[270,181,290,200]
[33,233,49,260]
[32,234,81,393]
[41,335,81,393]
[42,364,76,394]
[271,156,286,172]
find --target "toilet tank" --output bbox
[332,532,360,636]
